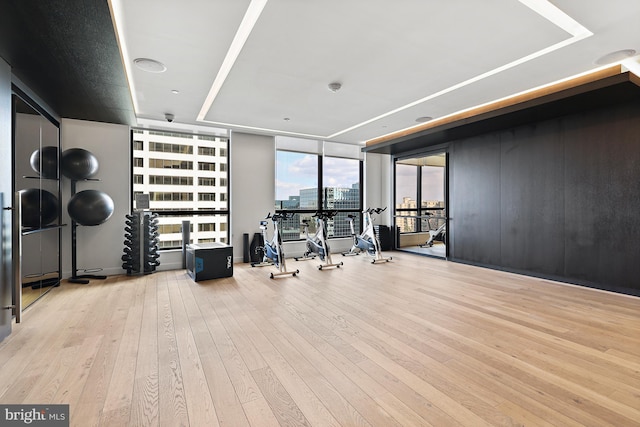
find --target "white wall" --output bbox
[364,152,392,226]
[230,132,275,262]
[61,119,130,278]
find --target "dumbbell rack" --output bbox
[121,211,160,275]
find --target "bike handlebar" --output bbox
[312,210,338,219]
[364,207,387,214]
[265,212,292,221]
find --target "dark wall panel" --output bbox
[562,103,640,292]
[499,123,565,275]
[450,134,501,265]
[448,100,640,295]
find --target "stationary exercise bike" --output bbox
[419,212,446,248]
[251,212,299,278]
[342,207,392,263]
[294,210,343,270]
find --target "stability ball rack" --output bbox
[62,148,114,284]
[68,178,108,284]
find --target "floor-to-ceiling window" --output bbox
[275,137,362,241]
[395,152,447,257]
[131,129,230,249]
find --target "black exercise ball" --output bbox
[61,148,99,180]
[67,190,114,226]
[21,188,59,228]
[29,146,59,179]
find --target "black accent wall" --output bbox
[449,101,640,296]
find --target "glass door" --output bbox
[394,152,447,258]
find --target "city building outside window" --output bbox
[275,148,362,241]
[132,128,229,248]
[198,147,215,156]
[395,154,446,234]
[198,162,215,171]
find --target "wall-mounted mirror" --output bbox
[12,91,62,313]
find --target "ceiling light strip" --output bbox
[368,64,622,144]
[517,0,591,37]
[327,38,587,140]
[328,0,592,140]
[107,0,140,113]
[199,119,326,140]
[197,0,268,121]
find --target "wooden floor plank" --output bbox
[156,280,189,427]
[72,277,140,427]
[168,276,221,427]
[182,277,252,427]
[189,280,263,405]
[251,366,312,427]
[0,251,637,427]
[129,275,159,427]
[219,282,344,427]
[241,396,282,427]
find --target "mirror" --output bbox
[13,93,62,310]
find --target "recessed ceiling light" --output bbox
[415,116,433,123]
[171,89,180,94]
[595,49,637,65]
[133,58,166,73]
[328,82,342,93]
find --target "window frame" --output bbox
[394,151,448,236]
[130,128,230,250]
[275,149,363,241]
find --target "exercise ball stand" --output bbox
[68,179,107,284]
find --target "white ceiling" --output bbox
[109,0,640,145]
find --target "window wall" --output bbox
[275,137,363,241]
[132,128,229,249]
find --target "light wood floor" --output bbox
[1,251,639,426]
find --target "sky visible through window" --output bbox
[276,152,359,200]
[276,152,317,200]
[395,165,444,204]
